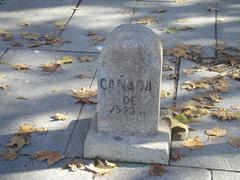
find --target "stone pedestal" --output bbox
[83,24,171,164]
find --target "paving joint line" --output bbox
[214,2,218,58]
[0,48,9,62]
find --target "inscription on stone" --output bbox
[97,24,163,134]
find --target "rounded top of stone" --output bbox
[104,24,160,48]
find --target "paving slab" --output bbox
[133,1,216,56]
[0,49,97,154]
[171,60,240,172]
[0,0,78,49]
[213,170,240,180]
[0,156,93,180]
[57,0,136,52]
[0,48,7,57]
[95,163,211,180]
[217,0,240,48]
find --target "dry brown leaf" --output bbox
[18,123,48,135]
[202,76,229,92]
[52,113,68,121]
[0,149,17,161]
[40,63,61,73]
[20,32,40,41]
[205,127,226,138]
[12,63,29,70]
[0,29,13,41]
[89,35,105,45]
[149,164,166,176]
[168,73,177,79]
[64,160,85,172]
[0,83,10,90]
[6,135,29,151]
[79,55,95,62]
[72,89,97,104]
[56,56,74,65]
[229,137,240,148]
[193,91,222,103]
[135,17,159,25]
[183,66,205,76]
[161,90,170,99]
[181,81,209,91]
[212,108,240,121]
[219,51,240,66]
[183,136,203,150]
[32,151,65,166]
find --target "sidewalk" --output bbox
[0,0,240,179]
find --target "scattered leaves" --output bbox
[205,127,226,138]
[20,32,40,41]
[71,89,97,104]
[229,137,240,148]
[52,113,68,121]
[64,160,85,172]
[183,136,203,150]
[166,115,189,138]
[11,63,29,70]
[149,164,166,176]
[32,151,65,166]
[183,65,205,76]
[181,80,209,91]
[0,29,13,41]
[135,17,159,25]
[40,63,61,73]
[89,35,105,45]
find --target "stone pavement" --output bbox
[0,0,239,179]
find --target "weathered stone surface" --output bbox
[213,170,240,180]
[84,24,171,164]
[97,24,163,134]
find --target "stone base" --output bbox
[83,115,171,164]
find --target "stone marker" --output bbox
[84,24,171,164]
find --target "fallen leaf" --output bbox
[40,63,61,73]
[176,18,191,23]
[55,20,67,31]
[64,160,85,172]
[170,152,183,161]
[10,41,22,47]
[183,66,205,76]
[85,163,112,176]
[183,136,203,150]
[89,35,105,45]
[71,89,97,104]
[6,135,29,151]
[0,83,10,90]
[205,127,226,138]
[181,80,209,91]
[18,123,48,135]
[149,164,166,176]
[135,17,159,25]
[212,108,240,121]
[52,113,68,121]
[85,159,116,176]
[176,0,186,5]
[229,137,240,148]
[0,149,17,160]
[168,73,177,79]
[20,32,40,41]
[31,151,65,166]
[162,65,175,71]
[11,63,29,70]
[56,56,74,65]
[161,90,170,99]
[78,55,95,62]
[151,8,167,14]
[0,29,13,41]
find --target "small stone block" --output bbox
[84,115,171,164]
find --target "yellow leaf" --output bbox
[11,63,29,70]
[18,123,48,135]
[32,151,65,166]
[53,113,68,121]
[40,63,61,73]
[183,136,203,150]
[229,137,240,148]
[71,89,97,104]
[0,149,17,161]
[161,90,170,99]
[64,160,85,172]
[176,18,191,23]
[149,164,166,176]
[205,127,226,138]
[56,56,74,65]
